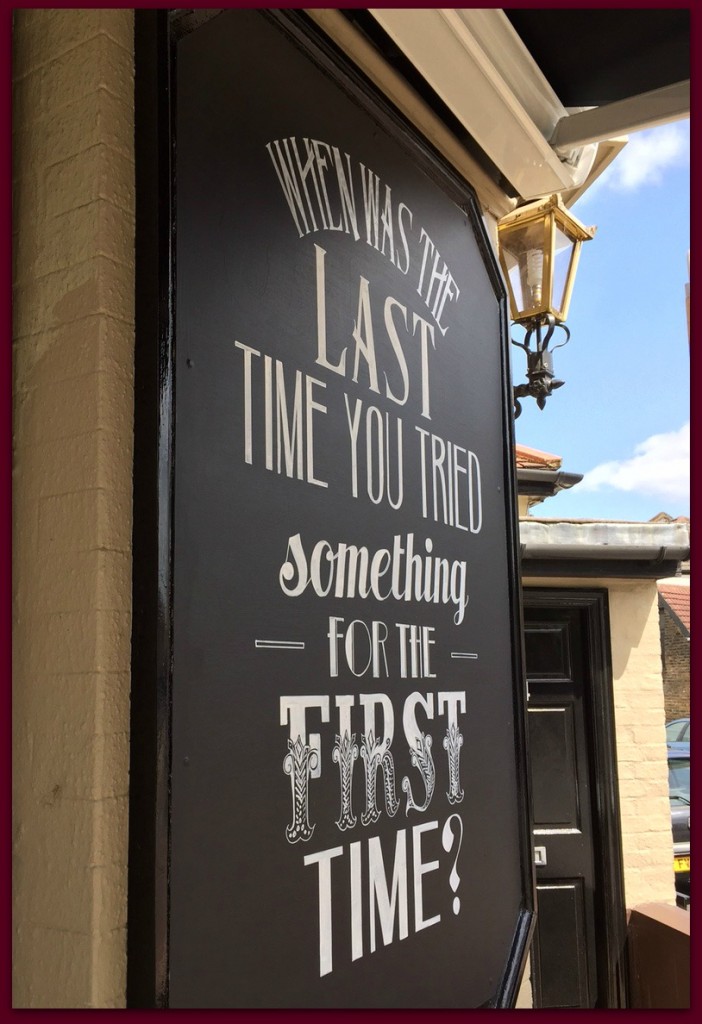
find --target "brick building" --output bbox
[658,579,691,720]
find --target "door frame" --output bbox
[522,587,629,1008]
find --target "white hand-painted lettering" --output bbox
[267,136,460,337]
[416,426,482,533]
[417,228,461,336]
[315,246,437,417]
[234,341,328,487]
[304,821,446,976]
[344,395,404,509]
[278,532,469,625]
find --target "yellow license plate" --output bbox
[674,855,690,873]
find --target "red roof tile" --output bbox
[515,444,562,470]
[658,583,691,635]
[649,512,691,525]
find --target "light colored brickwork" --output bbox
[609,583,676,908]
[523,578,676,914]
[12,9,134,1008]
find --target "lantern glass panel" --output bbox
[552,224,576,317]
[499,219,549,319]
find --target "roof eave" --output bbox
[519,520,690,580]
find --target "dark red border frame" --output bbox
[6,3,698,1023]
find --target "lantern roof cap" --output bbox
[499,194,596,242]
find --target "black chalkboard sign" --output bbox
[146,8,533,1008]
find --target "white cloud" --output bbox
[579,122,689,200]
[579,422,689,502]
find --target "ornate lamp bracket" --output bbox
[511,315,571,418]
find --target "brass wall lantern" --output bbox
[498,194,596,417]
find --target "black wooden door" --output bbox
[523,602,599,1008]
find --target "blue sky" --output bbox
[513,120,690,522]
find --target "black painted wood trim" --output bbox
[523,588,629,1008]
[522,558,682,580]
[127,9,175,1009]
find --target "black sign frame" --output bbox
[128,8,535,1009]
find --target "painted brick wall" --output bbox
[608,583,676,909]
[12,10,134,1008]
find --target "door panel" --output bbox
[524,606,598,1008]
[530,881,590,1008]
[529,706,579,826]
[524,622,571,680]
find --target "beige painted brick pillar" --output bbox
[12,9,134,1008]
[608,584,676,908]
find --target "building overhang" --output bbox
[520,519,691,580]
[307,9,689,212]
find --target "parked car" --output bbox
[667,746,690,907]
[666,717,691,750]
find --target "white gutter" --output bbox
[305,8,517,218]
[309,9,689,209]
[369,7,597,200]
[551,80,690,155]
[520,519,690,564]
